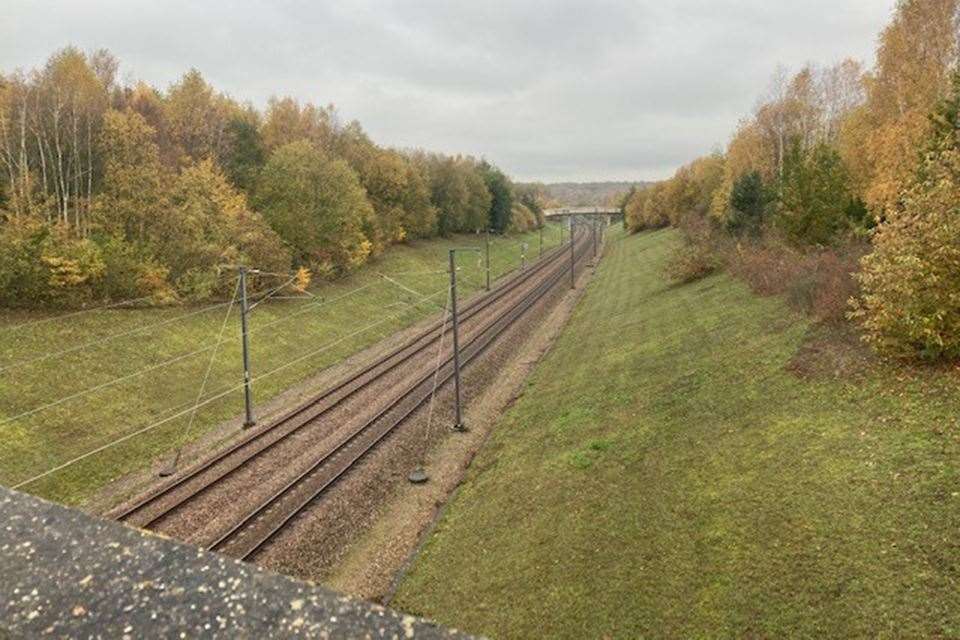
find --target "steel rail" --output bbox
[208,235,592,559]
[113,238,571,524]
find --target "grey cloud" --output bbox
[1,0,892,181]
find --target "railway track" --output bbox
[210,239,591,560]
[113,235,590,540]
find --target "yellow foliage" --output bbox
[711,122,774,223]
[853,76,960,360]
[293,266,312,293]
[42,256,91,288]
[863,111,932,219]
[353,239,374,267]
[855,0,958,219]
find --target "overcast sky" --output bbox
[2,1,893,182]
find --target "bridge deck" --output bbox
[544,207,621,217]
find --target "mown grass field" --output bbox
[395,228,960,638]
[0,226,565,506]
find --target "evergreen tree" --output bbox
[726,171,768,236]
[777,142,860,245]
[222,112,265,192]
[480,161,513,232]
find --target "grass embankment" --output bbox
[395,228,960,638]
[0,226,564,506]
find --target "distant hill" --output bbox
[520,181,652,208]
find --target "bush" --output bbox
[0,220,108,308]
[508,202,537,232]
[665,216,723,284]
[728,233,865,322]
[852,73,960,360]
[852,182,960,359]
[96,235,174,303]
[804,247,865,323]
[665,241,720,284]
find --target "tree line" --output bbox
[0,49,547,307]
[624,0,960,362]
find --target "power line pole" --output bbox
[539,224,544,258]
[484,230,491,292]
[239,266,255,429]
[569,219,576,289]
[448,248,478,432]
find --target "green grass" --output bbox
[394,228,960,638]
[0,226,565,506]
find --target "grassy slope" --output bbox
[395,229,960,638]
[0,226,564,506]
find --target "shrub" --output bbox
[852,73,960,360]
[0,220,55,306]
[805,246,865,323]
[42,238,106,307]
[728,233,865,322]
[665,241,720,284]
[852,182,960,360]
[96,235,174,303]
[665,215,723,284]
[0,220,108,308]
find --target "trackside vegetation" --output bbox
[395,229,960,638]
[623,0,960,363]
[0,49,550,308]
[0,226,563,506]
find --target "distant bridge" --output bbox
[544,206,623,224]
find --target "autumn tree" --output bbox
[0,47,532,307]
[858,0,959,218]
[711,121,774,222]
[400,160,438,238]
[163,69,232,166]
[461,159,492,231]
[0,48,111,232]
[260,96,336,153]
[158,158,288,298]
[428,155,469,235]
[340,128,410,251]
[94,108,166,241]
[853,71,960,359]
[624,183,670,232]
[255,141,371,275]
